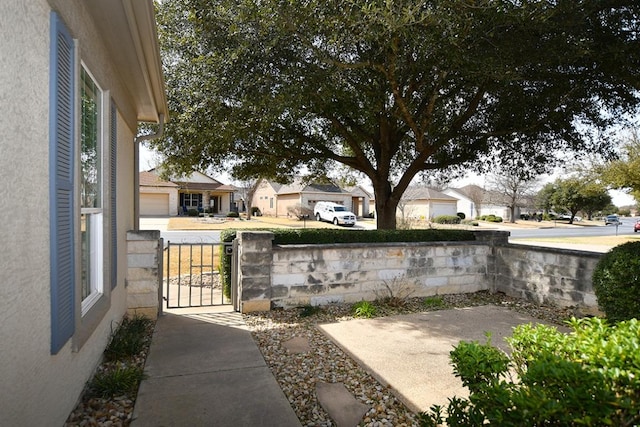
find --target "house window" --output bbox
[80,66,104,313]
[181,193,202,209]
[50,12,115,353]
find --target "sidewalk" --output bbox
[131,306,301,427]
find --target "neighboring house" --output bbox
[443,185,521,220]
[398,187,458,220]
[0,2,167,425]
[253,178,368,217]
[140,170,179,216]
[344,185,373,218]
[139,169,236,216]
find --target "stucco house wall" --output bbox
[253,180,278,216]
[0,1,166,425]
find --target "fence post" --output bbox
[236,231,274,313]
[126,230,162,319]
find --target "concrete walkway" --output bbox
[131,306,301,427]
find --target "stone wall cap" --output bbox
[127,230,161,240]
[237,231,275,240]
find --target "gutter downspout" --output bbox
[134,113,165,230]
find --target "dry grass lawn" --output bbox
[168,216,348,230]
[516,234,640,247]
[163,244,219,278]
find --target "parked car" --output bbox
[557,214,582,221]
[314,201,357,226]
[605,214,621,225]
[634,219,640,232]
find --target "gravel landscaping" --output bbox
[65,290,579,426]
[244,291,577,426]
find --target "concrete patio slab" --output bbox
[319,305,561,413]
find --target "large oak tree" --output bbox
[154,0,640,229]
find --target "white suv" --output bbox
[314,201,357,226]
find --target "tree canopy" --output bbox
[154,0,640,229]
[537,177,612,222]
[602,131,640,203]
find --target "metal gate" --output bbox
[163,241,232,308]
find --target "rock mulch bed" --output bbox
[64,319,155,427]
[244,291,578,426]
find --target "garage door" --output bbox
[141,193,170,216]
[431,203,456,218]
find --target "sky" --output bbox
[139,145,636,207]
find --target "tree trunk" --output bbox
[246,201,253,220]
[372,180,399,230]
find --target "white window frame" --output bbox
[79,63,105,316]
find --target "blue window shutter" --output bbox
[49,12,75,354]
[110,100,118,289]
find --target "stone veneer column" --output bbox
[472,230,510,294]
[237,231,274,313]
[126,230,162,319]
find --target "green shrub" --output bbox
[352,301,377,318]
[461,219,478,226]
[89,366,146,398]
[592,241,640,322]
[423,295,447,309]
[218,232,234,299]
[433,215,461,224]
[227,211,240,218]
[419,317,640,426]
[104,315,154,362]
[480,214,502,222]
[187,208,199,217]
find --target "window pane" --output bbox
[80,213,90,300]
[81,68,101,209]
[80,66,103,311]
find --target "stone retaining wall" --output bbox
[234,231,604,313]
[493,244,602,309]
[124,230,605,314]
[271,242,492,308]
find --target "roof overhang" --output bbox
[85,0,168,123]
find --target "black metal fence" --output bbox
[164,242,230,308]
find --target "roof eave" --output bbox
[86,0,168,123]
